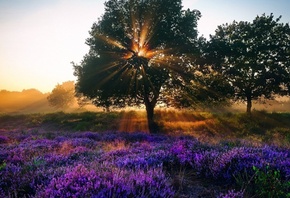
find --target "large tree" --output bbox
[73,0,202,132]
[205,14,290,113]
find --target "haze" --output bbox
[0,0,289,93]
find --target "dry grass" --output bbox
[0,110,290,146]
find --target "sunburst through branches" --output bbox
[75,0,207,133]
[93,10,178,91]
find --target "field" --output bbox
[0,110,290,197]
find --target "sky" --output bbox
[1,0,290,93]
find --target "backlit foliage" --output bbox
[73,0,202,132]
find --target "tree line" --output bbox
[69,0,290,133]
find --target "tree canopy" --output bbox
[73,0,202,132]
[205,14,290,113]
[47,81,76,110]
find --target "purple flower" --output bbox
[219,189,244,198]
[36,164,174,198]
[0,135,9,144]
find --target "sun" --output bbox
[93,7,177,74]
[137,48,147,57]
[125,39,152,60]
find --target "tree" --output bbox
[47,81,76,110]
[205,14,290,114]
[73,0,202,133]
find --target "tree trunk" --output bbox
[145,102,158,133]
[144,94,159,133]
[246,94,252,114]
[142,75,161,133]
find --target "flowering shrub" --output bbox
[0,135,9,144]
[218,189,244,198]
[170,139,290,182]
[0,131,289,197]
[36,164,174,198]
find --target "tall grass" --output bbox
[1,110,290,146]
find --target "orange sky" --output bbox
[0,0,289,93]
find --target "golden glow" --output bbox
[123,52,134,59]
[117,109,218,135]
[90,3,189,111]
[137,47,147,57]
[0,1,105,93]
[102,140,128,152]
[97,61,129,86]
[118,111,149,132]
[95,34,127,50]
[95,6,163,63]
[58,141,74,156]
[100,18,180,85]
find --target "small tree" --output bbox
[47,81,75,110]
[73,0,202,133]
[205,14,290,113]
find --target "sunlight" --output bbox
[137,47,147,57]
[58,141,74,156]
[89,2,198,110]
[95,36,155,97]
[116,109,222,138]
[102,140,127,152]
[95,34,127,50]
[118,111,149,132]
[93,7,167,69]
[139,20,150,48]
[97,61,128,86]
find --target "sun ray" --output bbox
[126,1,161,60]
[138,13,158,50]
[97,62,129,87]
[95,34,127,50]
[139,64,160,99]
[90,2,198,103]
[127,68,138,95]
[129,2,140,53]
[96,60,125,73]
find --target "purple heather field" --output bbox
[0,127,289,197]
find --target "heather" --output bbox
[0,111,290,197]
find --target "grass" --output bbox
[1,109,289,146]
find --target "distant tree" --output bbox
[205,14,290,114]
[73,0,202,133]
[47,81,75,110]
[0,89,48,113]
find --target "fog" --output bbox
[0,89,289,114]
[0,89,98,114]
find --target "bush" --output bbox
[36,164,174,198]
[252,166,290,197]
